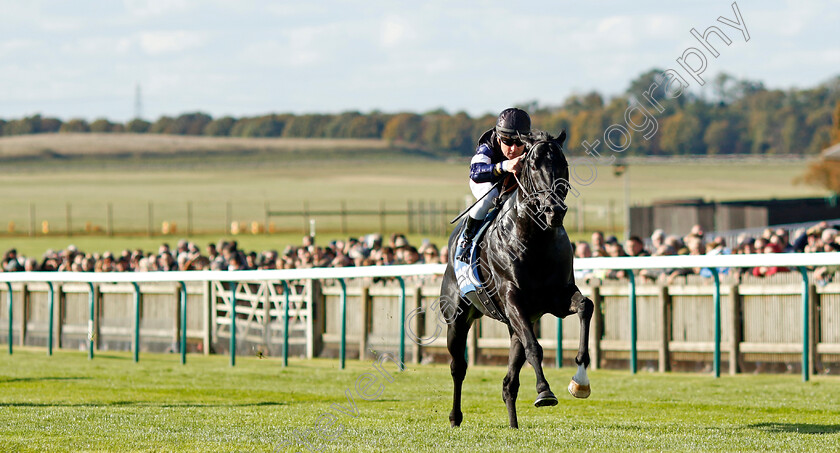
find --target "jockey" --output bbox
[456,107,530,263]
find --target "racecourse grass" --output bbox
[1,348,839,452]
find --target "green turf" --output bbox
[1,348,838,452]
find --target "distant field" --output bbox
[0,133,394,158]
[1,348,839,452]
[0,134,829,256]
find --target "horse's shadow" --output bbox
[747,422,840,434]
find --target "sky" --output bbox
[0,0,838,122]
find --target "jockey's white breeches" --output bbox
[468,180,499,220]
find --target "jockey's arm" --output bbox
[469,144,504,183]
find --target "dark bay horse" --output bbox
[441,130,594,429]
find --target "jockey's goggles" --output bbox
[499,135,525,147]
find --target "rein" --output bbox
[512,140,548,202]
[512,140,567,217]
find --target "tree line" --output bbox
[2,69,839,157]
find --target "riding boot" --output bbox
[457,216,482,263]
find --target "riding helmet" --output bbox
[495,108,531,137]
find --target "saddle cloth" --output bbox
[453,196,512,323]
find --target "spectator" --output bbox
[752,243,789,277]
[330,250,352,267]
[2,249,21,272]
[625,236,650,257]
[377,247,396,266]
[591,231,605,256]
[666,234,704,284]
[650,229,666,250]
[422,244,440,264]
[574,242,594,282]
[700,237,730,278]
[640,244,676,282]
[403,246,421,265]
[774,228,794,253]
[604,236,625,257]
[665,235,685,255]
[24,258,38,272]
[604,236,628,280]
[736,236,756,254]
[574,242,592,260]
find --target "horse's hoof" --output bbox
[534,390,558,407]
[568,379,591,399]
[449,411,463,427]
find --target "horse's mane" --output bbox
[530,130,555,142]
[527,129,567,148]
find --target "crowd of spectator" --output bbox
[573,221,840,285]
[0,233,447,274]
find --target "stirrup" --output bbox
[456,238,472,263]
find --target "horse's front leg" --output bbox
[567,289,593,398]
[504,289,556,407]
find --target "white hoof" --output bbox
[568,379,591,399]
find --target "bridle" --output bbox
[514,140,565,214]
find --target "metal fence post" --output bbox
[627,271,637,374]
[6,282,12,355]
[230,282,237,367]
[47,282,54,356]
[180,282,187,365]
[132,282,140,363]
[281,281,291,367]
[710,268,721,378]
[797,267,809,382]
[338,279,347,370]
[397,277,406,365]
[87,282,95,360]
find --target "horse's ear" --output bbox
[556,129,567,147]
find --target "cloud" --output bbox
[138,30,207,55]
[63,37,133,57]
[123,0,196,17]
[380,16,416,49]
[39,17,87,33]
[265,3,328,17]
[0,39,40,57]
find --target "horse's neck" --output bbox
[494,190,555,244]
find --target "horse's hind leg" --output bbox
[447,307,472,427]
[568,289,593,398]
[502,329,527,429]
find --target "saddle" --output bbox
[453,188,515,323]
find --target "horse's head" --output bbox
[518,130,570,228]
